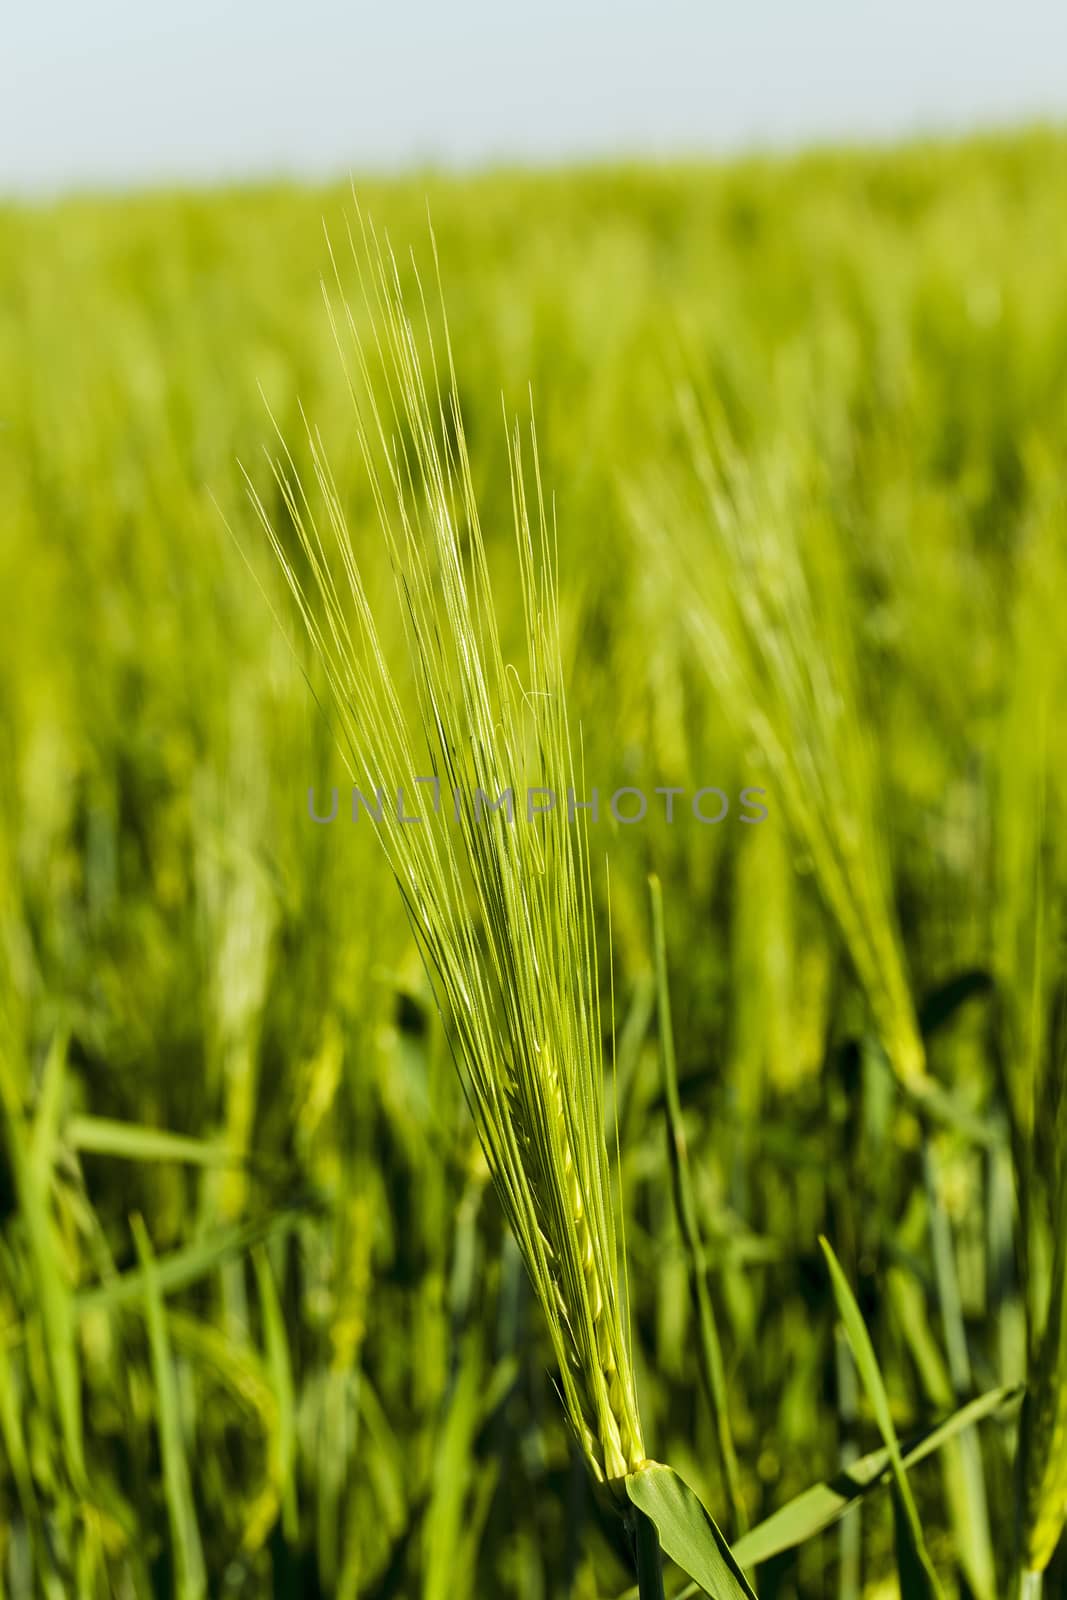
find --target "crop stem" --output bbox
[649,875,748,1535]
[633,1508,666,1600]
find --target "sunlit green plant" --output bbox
[245,213,763,1597]
[247,211,648,1492]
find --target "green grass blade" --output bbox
[624,1463,756,1599]
[29,1026,68,1182]
[732,1385,1018,1568]
[66,1116,234,1167]
[1020,1143,1067,1574]
[76,1211,305,1314]
[0,1335,39,1526]
[897,1164,997,1600]
[252,1245,298,1541]
[131,1215,207,1600]
[819,1236,945,1599]
[0,1031,85,1486]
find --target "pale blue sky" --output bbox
[3,2,1066,193]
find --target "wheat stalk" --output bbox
[244,206,646,1489]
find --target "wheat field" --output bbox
[2,129,1067,1598]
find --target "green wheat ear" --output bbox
[631,398,925,1095]
[245,205,646,1486]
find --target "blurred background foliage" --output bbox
[1,128,1067,1596]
